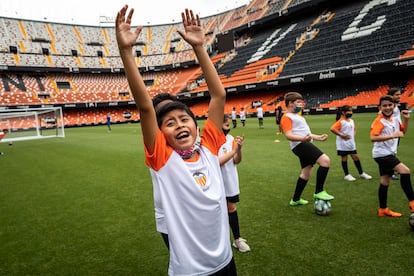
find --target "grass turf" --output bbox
[1,113,413,275]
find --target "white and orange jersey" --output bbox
[219,134,240,197]
[331,118,356,151]
[370,114,403,158]
[0,131,7,140]
[280,112,311,150]
[145,119,232,276]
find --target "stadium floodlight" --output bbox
[0,107,65,142]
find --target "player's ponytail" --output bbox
[336,105,352,121]
[335,108,342,121]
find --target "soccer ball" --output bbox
[314,199,332,216]
[409,213,414,230]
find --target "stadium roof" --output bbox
[0,0,249,26]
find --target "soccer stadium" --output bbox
[1,0,414,274]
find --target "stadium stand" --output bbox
[1,0,414,126]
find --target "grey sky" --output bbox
[0,0,249,26]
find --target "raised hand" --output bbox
[401,110,410,120]
[176,9,204,47]
[235,135,245,146]
[116,5,143,51]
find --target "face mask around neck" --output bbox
[174,135,201,159]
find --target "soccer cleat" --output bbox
[359,172,372,180]
[377,208,402,217]
[409,200,414,213]
[313,190,334,201]
[391,174,399,180]
[344,174,356,181]
[232,238,250,253]
[289,198,309,206]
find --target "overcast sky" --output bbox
[0,0,249,26]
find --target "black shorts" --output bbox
[337,150,357,156]
[226,195,240,203]
[292,142,324,168]
[374,155,401,176]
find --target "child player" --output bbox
[280,92,334,207]
[219,115,250,253]
[116,5,236,275]
[370,95,414,217]
[330,105,372,181]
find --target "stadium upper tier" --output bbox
[1,0,414,112]
[0,0,412,74]
[0,0,306,69]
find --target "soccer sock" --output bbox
[315,166,329,194]
[341,161,349,175]
[354,160,363,175]
[400,174,414,201]
[293,177,308,201]
[378,184,389,208]
[228,211,240,240]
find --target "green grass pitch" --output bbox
[1,113,413,275]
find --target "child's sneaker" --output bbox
[377,207,402,217]
[289,198,309,206]
[409,200,414,213]
[359,172,372,180]
[313,190,334,201]
[344,174,356,181]
[232,238,250,253]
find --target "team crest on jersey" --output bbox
[193,171,208,189]
[222,147,229,155]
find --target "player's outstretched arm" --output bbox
[177,9,225,129]
[116,5,157,152]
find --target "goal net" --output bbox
[0,107,65,142]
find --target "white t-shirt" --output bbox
[393,105,402,124]
[280,112,312,150]
[239,111,246,120]
[231,110,237,120]
[219,134,240,197]
[371,114,401,158]
[331,118,356,151]
[257,107,263,118]
[146,119,232,276]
